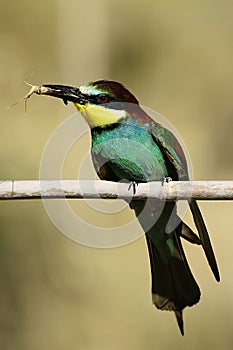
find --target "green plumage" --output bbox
[91,118,168,182]
[35,80,220,336]
[89,113,204,335]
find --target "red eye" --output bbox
[98,95,109,104]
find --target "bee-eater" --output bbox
[27,80,220,335]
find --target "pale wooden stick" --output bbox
[0,180,233,200]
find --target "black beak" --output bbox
[36,84,88,105]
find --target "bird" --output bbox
[26,80,220,335]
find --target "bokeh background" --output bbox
[0,0,233,349]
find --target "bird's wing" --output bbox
[150,123,189,180]
[150,122,220,281]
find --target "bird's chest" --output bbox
[91,125,168,182]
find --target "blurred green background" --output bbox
[0,0,233,349]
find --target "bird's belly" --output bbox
[91,141,168,182]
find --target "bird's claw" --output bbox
[162,177,172,186]
[128,181,139,195]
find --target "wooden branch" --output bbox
[0,180,233,200]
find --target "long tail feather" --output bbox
[175,310,184,336]
[189,199,220,282]
[131,200,202,335]
[179,221,201,245]
[146,228,200,335]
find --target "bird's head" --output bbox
[33,80,151,128]
[74,80,140,127]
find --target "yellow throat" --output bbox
[74,102,127,128]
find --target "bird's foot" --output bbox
[161,177,172,186]
[128,181,139,195]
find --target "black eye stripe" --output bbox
[87,94,115,104]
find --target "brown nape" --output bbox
[92,80,139,104]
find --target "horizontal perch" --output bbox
[0,180,233,200]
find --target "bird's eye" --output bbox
[97,95,109,104]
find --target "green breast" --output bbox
[91,120,168,182]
